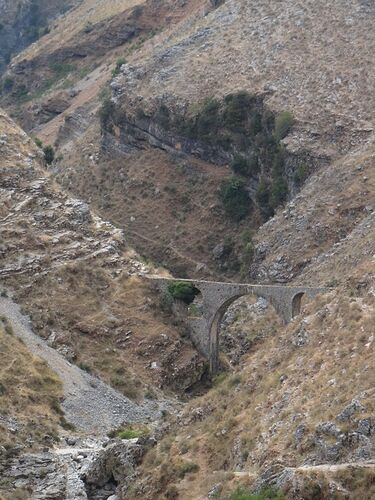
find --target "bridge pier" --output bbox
[149,277,328,375]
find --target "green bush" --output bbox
[155,104,171,129]
[196,97,220,138]
[231,154,259,177]
[270,176,288,208]
[256,178,272,216]
[294,162,309,184]
[160,289,174,313]
[274,111,294,140]
[219,176,251,221]
[99,97,115,128]
[223,92,254,129]
[112,58,126,77]
[167,282,200,304]
[177,461,199,478]
[43,145,55,165]
[242,241,255,265]
[34,137,43,148]
[49,62,76,78]
[117,428,146,439]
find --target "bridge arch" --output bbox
[292,292,305,318]
[208,292,283,373]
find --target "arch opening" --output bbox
[209,293,283,372]
[292,292,305,318]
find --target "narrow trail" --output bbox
[0,297,168,434]
[233,461,375,479]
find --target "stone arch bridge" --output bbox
[150,277,329,374]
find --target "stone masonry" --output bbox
[150,277,328,373]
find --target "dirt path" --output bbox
[0,297,168,434]
[233,461,375,479]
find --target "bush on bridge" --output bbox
[167,281,200,305]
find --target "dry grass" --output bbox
[8,263,202,399]
[0,321,63,453]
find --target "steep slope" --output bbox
[0,0,80,73]
[0,108,205,401]
[250,136,375,285]
[0,320,63,453]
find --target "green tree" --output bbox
[43,145,55,165]
[219,176,251,221]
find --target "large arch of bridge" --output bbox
[208,291,284,372]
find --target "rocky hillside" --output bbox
[0,0,80,73]
[1,0,373,278]
[0,0,374,498]
[0,108,206,400]
[128,286,375,499]
[0,319,63,454]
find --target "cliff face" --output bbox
[0,0,80,73]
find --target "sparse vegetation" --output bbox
[294,162,309,184]
[34,136,43,148]
[0,324,63,452]
[1,76,14,94]
[177,461,199,478]
[99,96,115,129]
[228,487,285,500]
[141,92,294,220]
[274,111,294,140]
[231,154,259,177]
[112,57,126,77]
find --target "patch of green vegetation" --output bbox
[274,111,294,140]
[228,487,285,500]
[231,154,259,177]
[109,426,149,440]
[256,178,273,217]
[43,145,55,165]
[99,96,116,129]
[34,137,43,148]
[143,92,295,220]
[78,362,92,373]
[167,281,200,304]
[219,176,251,221]
[1,76,14,93]
[294,162,309,184]
[212,372,227,386]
